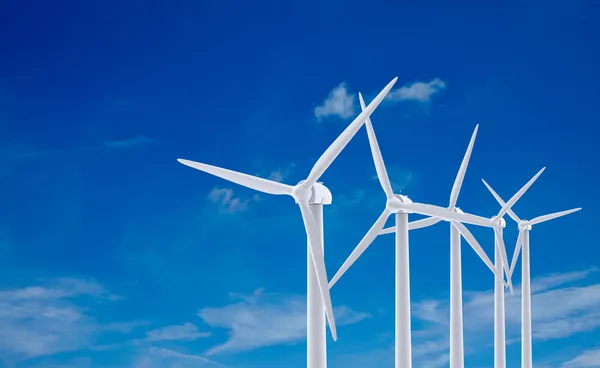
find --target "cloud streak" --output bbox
[0,277,135,362]
[411,268,600,353]
[205,163,296,214]
[386,78,446,103]
[198,288,370,355]
[314,78,446,120]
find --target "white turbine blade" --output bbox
[449,124,478,209]
[359,92,394,199]
[496,167,546,219]
[409,216,442,230]
[329,209,392,288]
[529,208,582,226]
[403,202,494,228]
[380,226,394,235]
[177,159,294,196]
[481,179,521,223]
[303,77,398,188]
[379,217,441,234]
[508,229,524,279]
[494,228,512,292]
[452,221,507,286]
[297,201,337,341]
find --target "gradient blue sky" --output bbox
[1,0,599,367]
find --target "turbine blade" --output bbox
[177,159,294,196]
[449,125,478,209]
[481,179,521,223]
[409,217,442,230]
[303,77,398,188]
[329,209,392,288]
[509,229,524,278]
[359,92,394,199]
[529,208,582,226]
[496,167,546,219]
[494,228,512,291]
[380,217,442,234]
[297,201,337,341]
[452,221,506,285]
[380,226,394,235]
[403,202,493,228]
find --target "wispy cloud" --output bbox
[386,78,447,103]
[198,288,370,355]
[314,83,356,120]
[332,343,449,368]
[562,347,600,367]
[207,187,254,214]
[146,323,211,342]
[130,346,226,368]
[411,268,600,353]
[0,277,136,362]
[314,78,446,121]
[206,163,296,214]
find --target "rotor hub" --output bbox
[491,216,506,228]
[293,181,332,205]
[386,197,403,212]
[453,207,465,214]
[518,221,532,231]
[394,194,412,204]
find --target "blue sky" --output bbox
[0,0,599,367]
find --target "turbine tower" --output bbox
[177,77,398,368]
[329,96,507,368]
[482,179,581,368]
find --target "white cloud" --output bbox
[267,164,296,183]
[130,347,226,368]
[314,83,356,120]
[207,187,251,214]
[198,288,370,355]
[386,78,446,103]
[562,347,600,367]
[411,268,600,347]
[206,163,296,214]
[314,78,446,121]
[0,277,134,362]
[146,323,211,342]
[332,344,449,368]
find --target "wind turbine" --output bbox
[328,95,507,368]
[375,124,525,368]
[478,168,546,368]
[482,179,581,368]
[177,77,398,368]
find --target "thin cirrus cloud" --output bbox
[145,322,211,342]
[205,164,296,214]
[314,78,447,120]
[410,267,600,362]
[562,347,600,367]
[197,287,370,356]
[0,277,138,362]
[127,347,226,368]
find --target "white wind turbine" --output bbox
[376,124,526,368]
[328,95,508,368]
[478,168,546,368]
[177,77,398,368]
[482,178,581,368]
